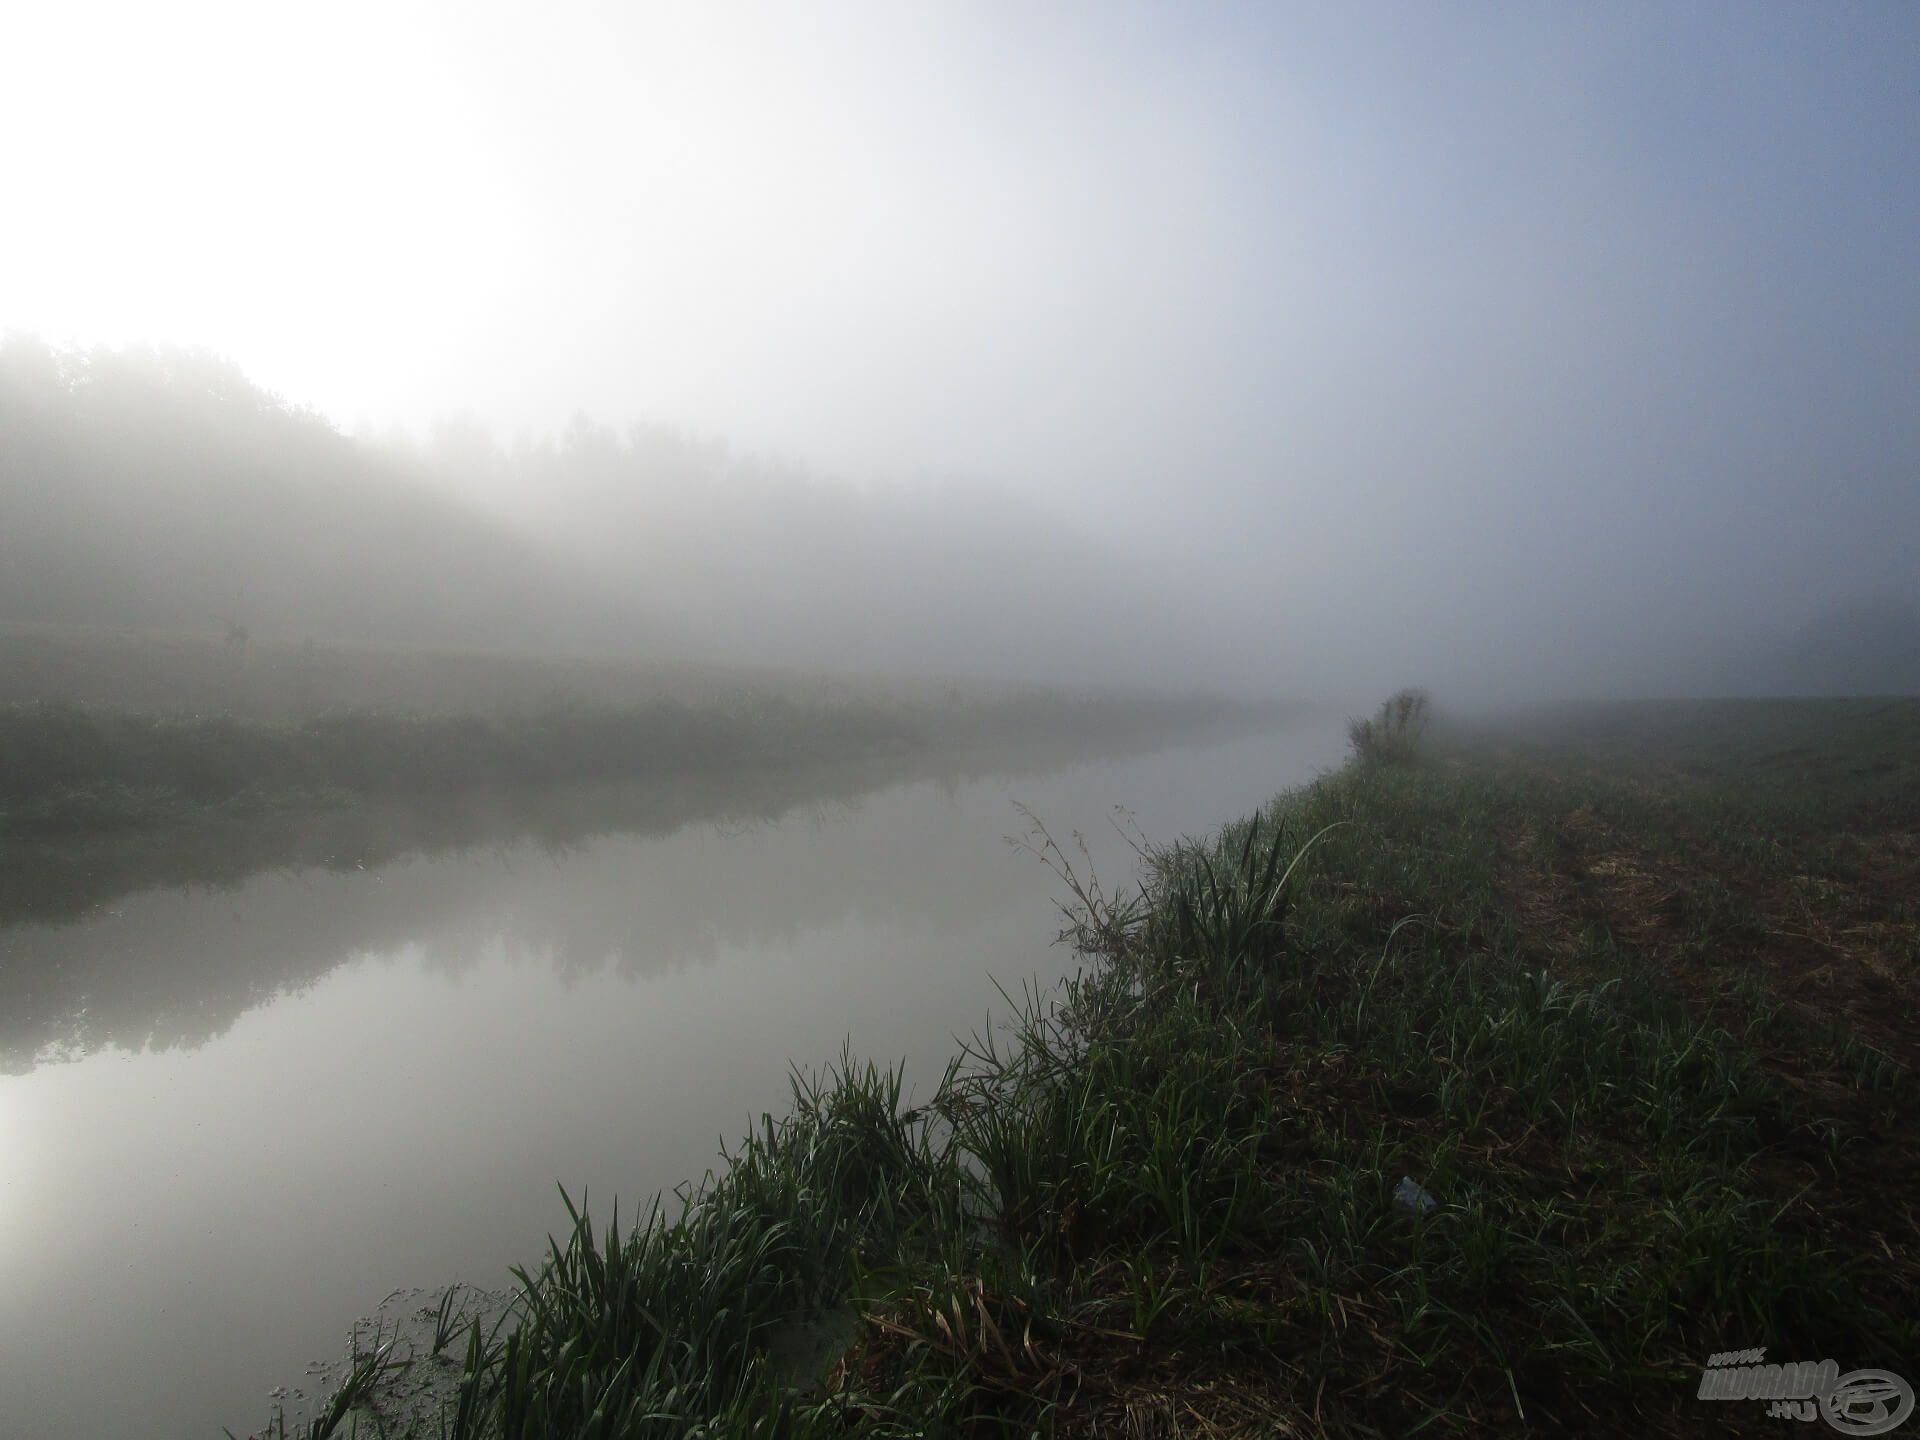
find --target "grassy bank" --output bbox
[0,689,1280,837]
[0,621,937,718]
[273,696,1919,1438]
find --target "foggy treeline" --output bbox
[0,337,1199,691]
[408,410,1194,684]
[2,334,1916,705]
[0,339,584,653]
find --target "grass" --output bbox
[0,696,906,833]
[262,695,1919,1438]
[0,688,1285,838]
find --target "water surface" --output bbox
[0,726,1339,1437]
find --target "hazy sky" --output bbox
[5,1,1917,694]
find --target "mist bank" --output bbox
[409,410,1920,704]
[0,339,1231,692]
[0,340,607,654]
[3,337,1915,704]
[405,413,1229,689]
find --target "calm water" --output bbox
[0,726,1339,1438]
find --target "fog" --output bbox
[4,2,1917,702]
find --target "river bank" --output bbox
[0,688,1288,838]
[271,696,1919,1437]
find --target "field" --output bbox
[0,623,1287,837]
[0,621,884,718]
[268,696,1920,1438]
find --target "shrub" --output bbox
[1347,687,1432,764]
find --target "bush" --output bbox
[1347,687,1432,764]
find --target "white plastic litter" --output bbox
[1393,1175,1438,1216]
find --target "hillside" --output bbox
[0,339,614,653]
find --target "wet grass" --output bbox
[267,697,1920,1438]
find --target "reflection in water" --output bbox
[0,726,1340,1440]
[0,738,1211,1072]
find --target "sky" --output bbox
[3,1,1917,696]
